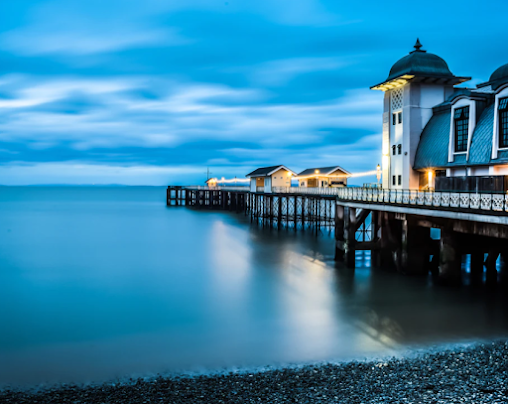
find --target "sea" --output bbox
[1,186,508,387]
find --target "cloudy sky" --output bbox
[1,0,507,185]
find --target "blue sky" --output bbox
[1,0,507,185]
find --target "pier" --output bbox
[168,185,508,285]
[167,186,336,230]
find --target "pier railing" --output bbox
[336,187,508,212]
[186,186,249,191]
[272,186,344,196]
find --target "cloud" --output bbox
[0,162,206,185]
[251,57,351,86]
[1,27,187,56]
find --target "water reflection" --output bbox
[0,187,507,387]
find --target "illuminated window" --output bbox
[454,106,469,152]
[499,98,508,148]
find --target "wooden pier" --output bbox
[167,186,336,230]
[167,185,508,286]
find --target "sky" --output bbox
[1,0,508,185]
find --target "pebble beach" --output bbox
[1,340,507,404]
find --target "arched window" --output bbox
[454,106,469,152]
[499,98,508,149]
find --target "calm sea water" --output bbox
[1,186,508,387]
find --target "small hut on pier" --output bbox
[246,165,296,193]
[297,166,351,188]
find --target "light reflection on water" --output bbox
[0,186,508,387]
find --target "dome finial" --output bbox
[410,38,426,54]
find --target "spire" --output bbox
[410,38,426,54]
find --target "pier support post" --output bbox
[438,229,462,285]
[470,252,484,285]
[401,219,430,275]
[335,204,345,262]
[344,206,356,268]
[486,249,499,286]
[371,211,380,266]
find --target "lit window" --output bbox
[499,98,508,148]
[398,175,401,186]
[397,144,402,155]
[398,112,402,124]
[454,106,469,152]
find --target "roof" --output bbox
[478,63,508,90]
[246,165,296,177]
[414,103,508,169]
[371,40,470,91]
[297,166,351,176]
[413,110,450,169]
[490,63,508,83]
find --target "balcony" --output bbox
[336,187,508,213]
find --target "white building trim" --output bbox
[491,85,508,159]
[448,98,476,162]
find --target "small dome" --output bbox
[489,63,508,83]
[386,39,454,81]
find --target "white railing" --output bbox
[186,186,249,191]
[336,187,508,213]
[272,186,344,196]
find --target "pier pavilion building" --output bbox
[297,166,350,188]
[246,165,296,193]
[372,39,508,193]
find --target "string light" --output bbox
[295,170,377,180]
[208,177,250,184]
[209,170,377,184]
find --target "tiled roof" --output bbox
[246,165,294,177]
[413,111,450,169]
[297,166,350,176]
[414,103,508,169]
[468,104,494,165]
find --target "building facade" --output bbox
[246,165,296,193]
[297,166,350,188]
[373,40,508,192]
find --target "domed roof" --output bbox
[489,63,508,83]
[371,39,470,91]
[386,39,453,81]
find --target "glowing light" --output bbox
[428,170,433,183]
[209,177,250,184]
[315,169,320,174]
[295,170,376,180]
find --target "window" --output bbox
[392,145,396,155]
[454,106,469,152]
[392,113,396,125]
[392,176,396,186]
[398,175,401,186]
[499,98,508,148]
[397,144,402,155]
[398,112,402,124]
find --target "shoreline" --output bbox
[1,340,507,403]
